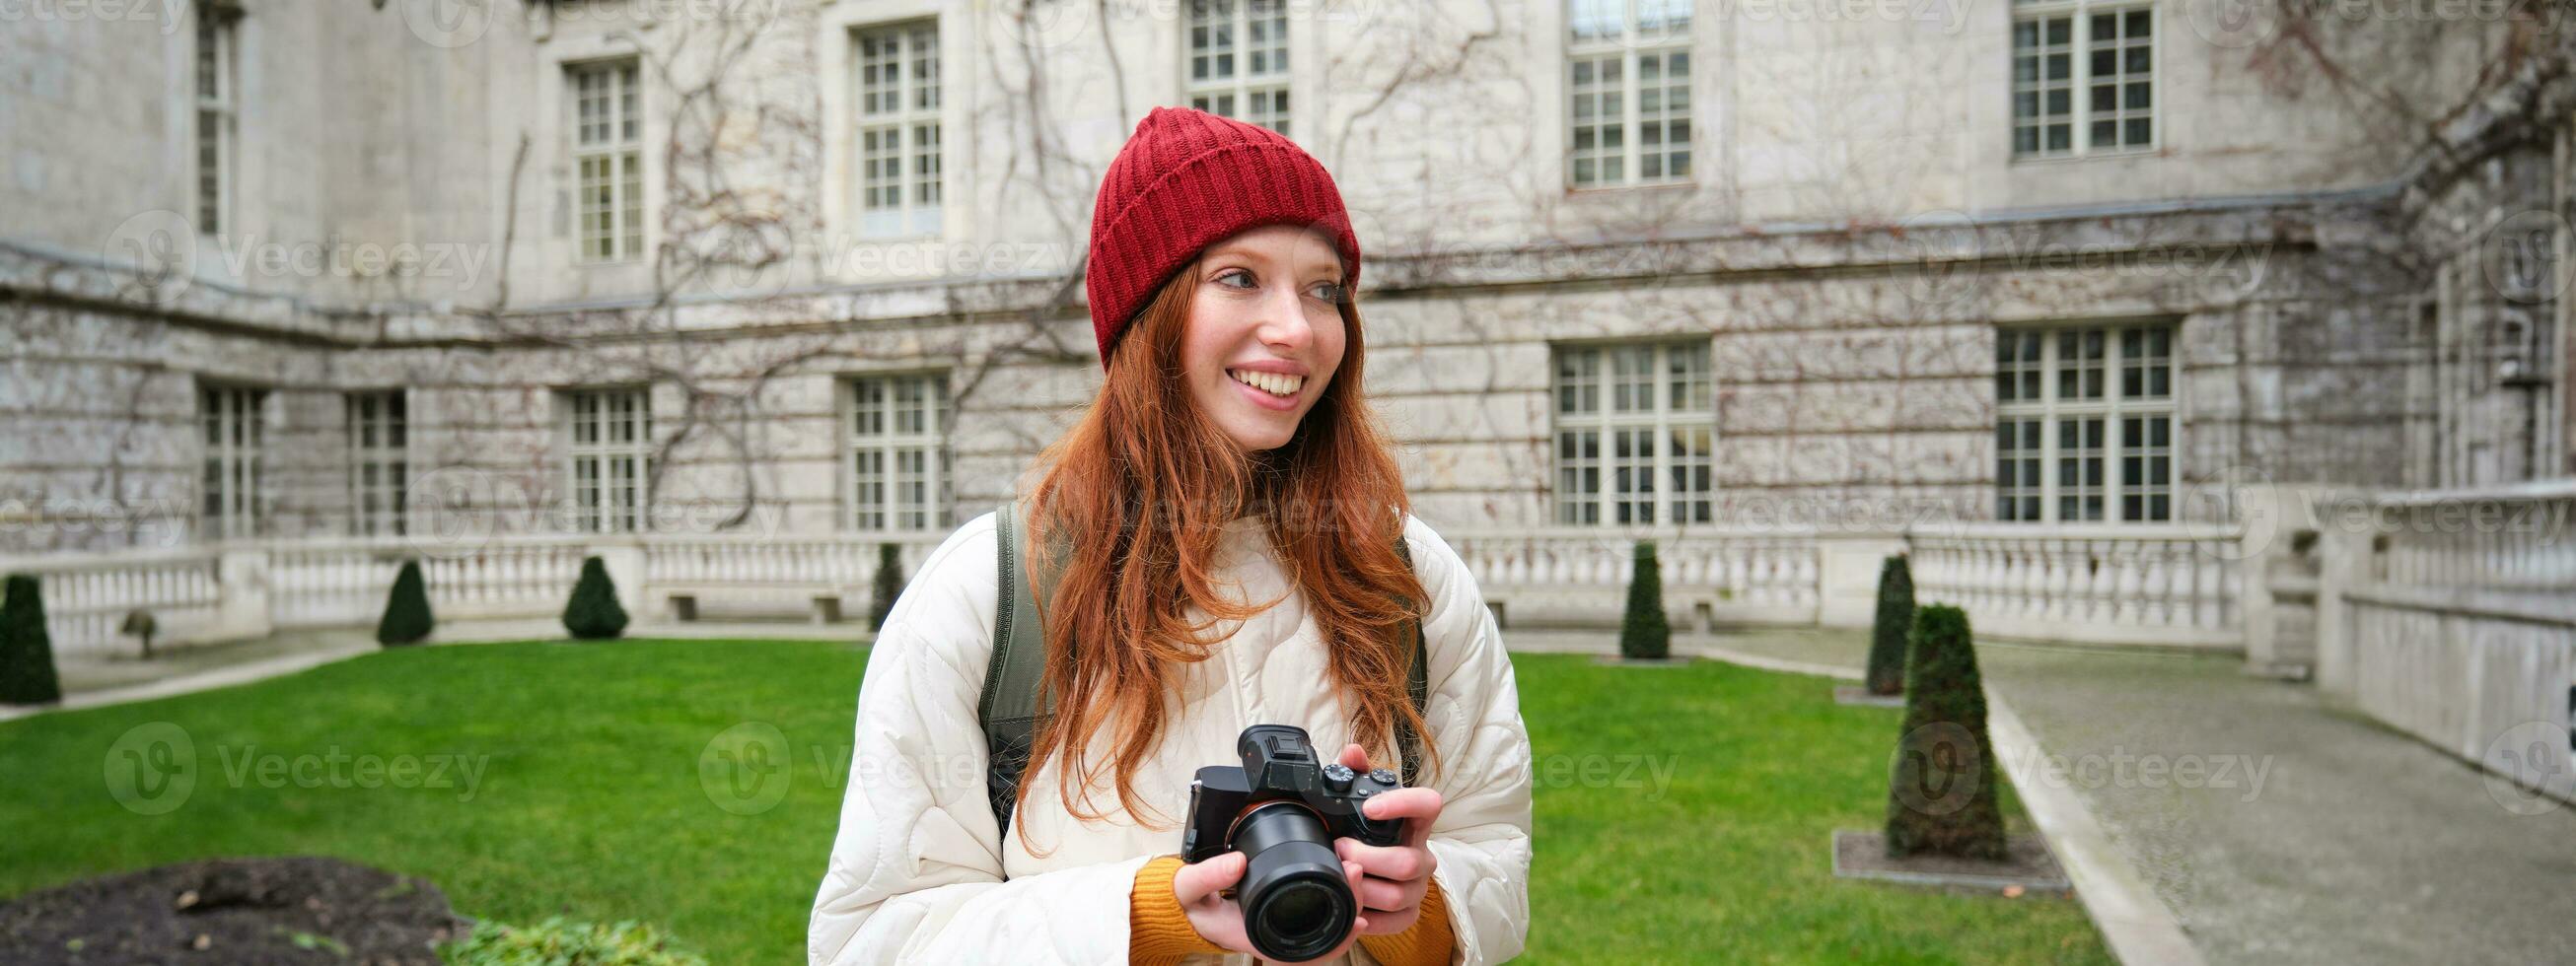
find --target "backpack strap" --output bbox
[1393,533,1431,785]
[978,499,1055,838]
[978,505,1433,839]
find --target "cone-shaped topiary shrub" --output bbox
[870,543,901,631]
[1617,540,1671,660]
[0,574,64,705]
[562,556,629,641]
[377,560,435,647]
[1865,554,1915,696]
[1885,603,2006,860]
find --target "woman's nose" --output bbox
[1254,288,1315,352]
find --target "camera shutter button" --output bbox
[1322,762,1355,793]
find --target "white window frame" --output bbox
[1184,0,1291,135]
[570,57,645,263]
[347,390,408,537]
[1994,322,2179,522]
[2011,0,2155,160]
[846,373,953,532]
[193,1,239,237]
[200,385,267,542]
[1551,341,1715,525]
[562,387,654,533]
[852,20,943,240]
[1565,0,1693,189]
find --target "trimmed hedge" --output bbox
[562,557,630,641]
[0,574,63,705]
[1618,540,1671,660]
[1884,603,2006,861]
[1864,554,1914,696]
[870,542,901,631]
[377,560,435,647]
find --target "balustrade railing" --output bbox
[0,547,224,656]
[1905,523,2244,648]
[1443,527,1824,626]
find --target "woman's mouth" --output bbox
[1227,368,1302,411]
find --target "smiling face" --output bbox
[1179,224,1351,452]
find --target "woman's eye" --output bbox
[1308,282,1345,303]
[1215,269,1256,290]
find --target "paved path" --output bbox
[1603,625,2576,966]
[1973,642,2576,966]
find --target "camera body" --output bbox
[1181,724,1408,962]
[1183,724,1407,861]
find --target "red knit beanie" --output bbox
[1086,106,1362,368]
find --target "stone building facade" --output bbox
[0,1,2560,600]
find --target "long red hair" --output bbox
[1015,257,1436,835]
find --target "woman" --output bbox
[809,107,1532,965]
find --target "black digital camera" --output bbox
[1181,724,1407,962]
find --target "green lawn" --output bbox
[0,641,2110,964]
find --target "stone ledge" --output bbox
[1829,829,2069,895]
[1831,685,1905,708]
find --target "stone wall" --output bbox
[1,196,2440,555]
[0,0,2533,557]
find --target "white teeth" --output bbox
[1228,369,1303,397]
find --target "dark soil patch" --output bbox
[0,856,466,965]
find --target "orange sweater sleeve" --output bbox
[1357,878,1457,966]
[1132,855,1228,965]
[1131,855,1456,966]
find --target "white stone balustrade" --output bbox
[266,535,595,629]
[0,547,229,657]
[2324,480,2576,809]
[1442,527,1825,628]
[2371,480,2576,592]
[1904,524,2245,649]
[0,530,947,656]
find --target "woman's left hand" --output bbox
[1330,743,1444,936]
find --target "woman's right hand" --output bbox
[1171,851,1371,964]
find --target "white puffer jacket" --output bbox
[808,510,1534,965]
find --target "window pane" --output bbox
[1556,342,1711,527]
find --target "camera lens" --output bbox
[1256,880,1339,944]
[1230,801,1356,962]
